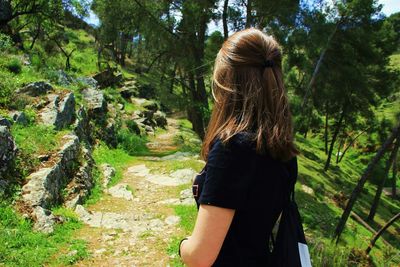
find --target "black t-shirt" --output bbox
[192,132,298,267]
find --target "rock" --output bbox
[119,87,137,99]
[0,179,9,196]
[40,93,76,130]
[20,134,92,232]
[117,103,124,110]
[0,126,17,178]
[146,168,196,186]
[100,163,115,187]
[126,164,150,177]
[76,76,98,88]
[170,168,197,183]
[82,88,107,118]
[107,183,133,200]
[153,111,167,128]
[64,195,82,209]
[22,134,80,208]
[9,111,28,125]
[38,154,50,162]
[165,215,180,226]
[126,120,141,135]
[0,116,12,128]
[301,184,315,195]
[32,206,57,233]
[143,101,159,112]
[55,70,74,86]
[92,69,122,88]
[160,152,193,161]
[73,106,92,143]
[17,81,53,96]
[144,125,154,134]
[104,119,118,148]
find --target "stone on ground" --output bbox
[107,183,133,200]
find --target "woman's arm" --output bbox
[180,204,235,267]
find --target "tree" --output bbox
[334,123,400,243]
[367,138,399,221]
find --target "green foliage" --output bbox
[5,58,22,74]
[91,142,136,189]
[12,125,69,176]
[0,33,13,51]
[117,128,149,156]
[0,203,88,266]
[0,72,15,108]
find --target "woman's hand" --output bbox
[180,204,235,267]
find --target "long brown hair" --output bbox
[200,28,299,162]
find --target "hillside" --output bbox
[1,4,400,267]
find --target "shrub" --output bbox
[6,58,22,74]
[0,73,15,108]
[0,33,13,51]
[117,128,148,155]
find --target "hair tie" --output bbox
[263,59,274,68]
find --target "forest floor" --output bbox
[73,117,203,266]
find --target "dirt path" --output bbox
[74,118,202,266]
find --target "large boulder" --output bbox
[153,111,168,129]
[76,76,98,88]
[92,69,123,88]
[118,80,138,99]
[9,111,28,126]
[73,106,93,144]
[16,81,53,96]
[0,116,12,128]
[82,88,107,118]
[0,126,17,179]
[40,92,76,130]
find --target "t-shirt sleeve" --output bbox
[198,138,251,209]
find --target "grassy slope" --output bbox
[168,120,400,267]
[0,29,104,266]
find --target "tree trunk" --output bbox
[301,20,341,109]
[336,133,345,164]
[324,109,345,171]
[222,0,229,39]
[365,212,400,254]
[245,0,252,28]
[392,152,398,198]
[187,72,205,139]
[324,112,329,155]
[334,123,400,243]
[338,128,369,163]
[367,138,399,221]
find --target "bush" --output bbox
[0,73,15,108]
[117,128,148,155]
[0,33,13,51]
[6,58,22,74]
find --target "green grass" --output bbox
[88,142,137,205]
[0,204,89,266]
[167,204,198,267]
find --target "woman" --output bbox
[179,28,300,267]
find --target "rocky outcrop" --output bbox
[21,134,93,233]
[100,163,115,188]
[40,93,76,130]
[17,81,53,96]
[0,126,17,179]
[119,80,138,99]
[153,111,167,129]
[73,106,93,144]
[0,116,12,128]
[9,111,28,125]
[82,88,107,118]
[92,69,123,88]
